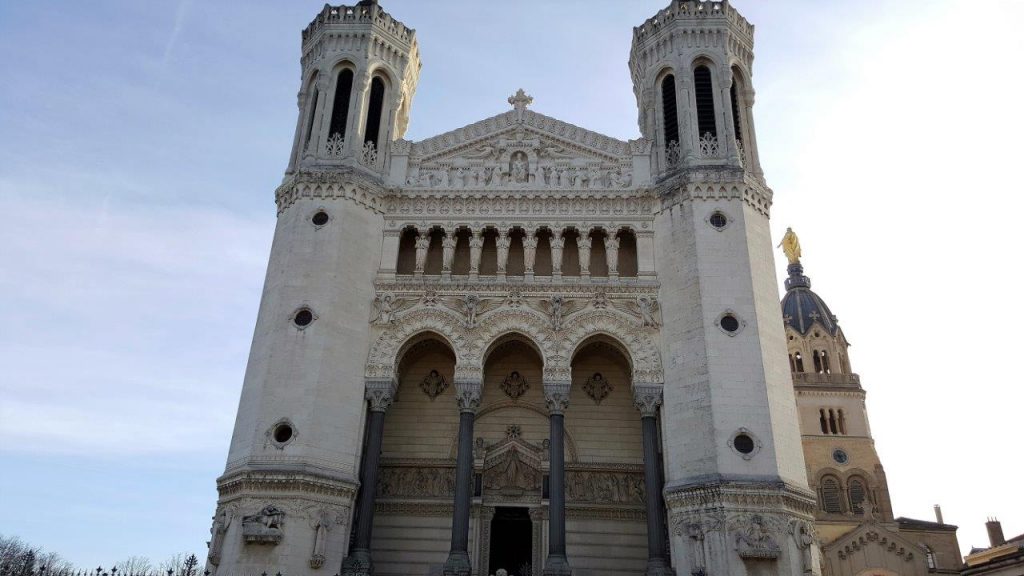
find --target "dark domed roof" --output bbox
[781,262,840,336]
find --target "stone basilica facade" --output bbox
[207,2,960,575]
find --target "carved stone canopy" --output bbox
[481,434,545,496]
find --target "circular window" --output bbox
[311,211,329,226]
[832,449,849,465]
[709,211,728,229]
[293,308,314,327]
[274,423,293,444]
[720,314,740,333]
[734,433,755,454]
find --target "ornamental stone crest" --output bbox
[420,369,448,400]
[501,370,529,400]
[583,372,613,404]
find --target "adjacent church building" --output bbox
[206,1,961,575]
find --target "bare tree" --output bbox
[114,556,154,576]
[156,553,199,576]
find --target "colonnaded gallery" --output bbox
[206,1,962,575]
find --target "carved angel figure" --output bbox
[463,293,480,328]
[372,293,396,324]
[637,296,660,327]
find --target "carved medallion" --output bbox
[501,371,529,400]
[420,369,448,400]
[583,372,613,404]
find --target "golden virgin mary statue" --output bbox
[778,227,802,264]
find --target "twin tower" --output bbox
[209,2,819,575]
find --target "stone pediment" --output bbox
[394,91,644,190]
[822,521,929,576]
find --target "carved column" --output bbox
[444,381,482,576]
[605,236,620,279]
[523,233,538,279]
[469,229,483,279]
[544,382,572,575]
[634,386,672,576]
[414,232,430,276]
[577,234,592,278]
[550,231,564,280]
[349,72,371,155]
[442,231,456,278]
[496,230,511,279]
[341,378,396,576]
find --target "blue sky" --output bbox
[2,0,1022,567]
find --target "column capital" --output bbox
[365,377,397,412]
[454,381,482,414]
[544,381,571,415]
[633,385,664,418]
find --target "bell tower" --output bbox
[208,3,419,575]
[632,1,820,574]
[286,0,420,175]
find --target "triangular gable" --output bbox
[823,522,929,576]
[410,109,631,163]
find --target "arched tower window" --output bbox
[396,228,417,275]
[813,350,823,373]
[828,409,838,435]
[329,69,354,140]
[819,409,828,434]
[693,65,717,141]
[364,76,386,148]
[820,350,831,374]
[794,351,805,373]
[820,476,843,514]
[304,72,321,150]
[661,74,679,150]
[730,77,743,148]
[848,477,868,514]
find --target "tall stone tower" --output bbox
[208,2,420,575]
[630,1,820,574]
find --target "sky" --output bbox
[1,0,1022,567]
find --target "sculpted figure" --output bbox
[637,296,659,327]
[414,234,430,272]
[511,153,528,184]
[441,234,456,272]
[418,171,432,187]
[469,232,484,273]
[463,294,480,328]
[605,236,620,275]
[309,511,330,569]
[687,522,707,573]
[550,233,565,274]
[208,508,232,566]
[735,515,781,559]
[496,232,511,273]
[489,166,503,187]
[777,227,801,264]
[550,296,564,331]
[373,293,395,324]
[523,234,538,273]
[794,521,814,574]
[438,167,450,187]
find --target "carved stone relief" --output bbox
[420,369,448,399]
[377,466,456,499]
[501,371,529,400]
[566,469,645,505]
[583,372,613,404]
[241,505,285,544]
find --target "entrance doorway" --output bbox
[488,507,533,576]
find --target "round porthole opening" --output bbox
[273,424,293,444]
[734,433,755,454]
[312,211,329,226]
[720,314,740,333]
[709,211,728,229]
[832,448,849,465]
[294,308,314,327]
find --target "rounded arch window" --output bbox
[364,76,387,148]
[820,475,843,513]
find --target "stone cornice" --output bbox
[372,279,660,297]
[275,169,388,215]
[664,478,817,517]
[657,168,773,216]
[216,468,358,501]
